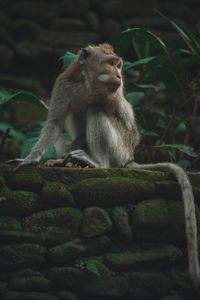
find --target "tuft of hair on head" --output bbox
[98,43,114,53]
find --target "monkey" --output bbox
[7,43,200,286]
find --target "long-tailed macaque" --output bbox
[8,44,200,286]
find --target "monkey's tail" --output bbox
[128,161,200,287]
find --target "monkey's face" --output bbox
[79,44,123,93]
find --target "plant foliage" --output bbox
[0,12,199,168]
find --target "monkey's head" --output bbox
[78,44,123,93]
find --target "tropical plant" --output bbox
[0,90,48,160]
[1,12,199,168]
[108,11,200,167]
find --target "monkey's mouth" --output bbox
[108,79,121,90]
[98,74,121,89]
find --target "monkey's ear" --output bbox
[78,48,90,64]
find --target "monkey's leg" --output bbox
[45,134,91,167]
[126,160,200,287]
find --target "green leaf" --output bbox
[135,82,165,92]
[62,51,77,68]
[20,123,56,159]
[0,91,48,110]
[124,56,157,70]
[0,122,26,142]
[126,92,144,106]
[155,10,200,54]
[85,262,101,278]
[173,122,187,135]
[141,130,160,137]
[154,144,198,158]
[177,159,191,169]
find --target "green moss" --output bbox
[0,243,47,271]
[104,245,183,271]
[128,272,172,299]
[0,281,7,296]
[82,207,112,238]
[49,236,111,264]
[72,177,155,207]
[42,181,74,207]
[132,198,198,243]
[1,292,58,300]
[0,176,7,191]
[49,267,83,291]
[5,169,44,192]
[24,207,82,244]
[8,276,51,292]
[0,216,22,231]
[133,198,184,224]
[0,189,39,217]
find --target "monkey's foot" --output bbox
[64,150,99,168]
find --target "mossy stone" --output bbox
[0,243,47,271]
[83,260,127,297]
[160,296,186,300]
[132,198,198,243]
[0,231,44,244]
[42,181,74,207]
[48,236,111,264]
[8,276,51,292]
[57,291,78,300]
[104,245,182,271]
[24,208,82,244]
[128,271,172,300]
[6,171,43,192]
[156,180,200,206]
[0,281,7,296]
[49,267,83,291]
[0,216,22,231]
[11,268,43,279]
[0,176,7,190]
[0,190,40,217]
[0,164,169,187]
[112,206,133,243]
[2,292,58,300]
[72,177,155,207]
[82,207,112,238]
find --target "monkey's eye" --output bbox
[107,59,115,66]
[80,48,90,59]
[107,58,122,68]
[116,59,122,69]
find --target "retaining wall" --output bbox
[0,164,200,300]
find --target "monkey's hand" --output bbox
[6,157,40,171]
[64,149,99,168]
[45,158,66,167]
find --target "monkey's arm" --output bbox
[7,74,72,169]
[126,161,200,286]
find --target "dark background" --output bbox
[0,0,199,98]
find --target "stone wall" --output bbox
[0,0,199,96]
[0,164,200,300]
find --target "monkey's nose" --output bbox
[117,74,121,79]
